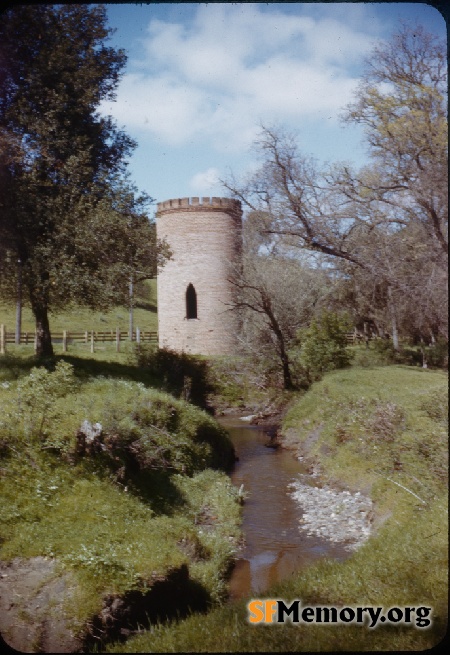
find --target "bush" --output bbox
[368,338,448,369]
[1,366,235,484]
[66,380,236,483]
[0,361,78,452]
[133,346,213,409]
[292,310,353,383]
[423,339,448,369]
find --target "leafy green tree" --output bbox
[0,5,158,356]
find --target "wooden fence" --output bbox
[0,324,157,354]
[0,323,376,355]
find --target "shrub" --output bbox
[0,361,77,452]
[368,338,448,369]
[133,346,214,409]
[292,310,353,382]
[423,339,448,369]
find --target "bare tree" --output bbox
[228,251,330,389]
[223,23,447,351]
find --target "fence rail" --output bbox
[345,331,379,344]
[0,324,157,354]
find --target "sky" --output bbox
[101,2,447,209]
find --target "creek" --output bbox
[219,418,349,600]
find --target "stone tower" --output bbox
[156,197,242,356]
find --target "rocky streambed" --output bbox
[288,479,374,551]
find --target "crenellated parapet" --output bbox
[156,196,242,217]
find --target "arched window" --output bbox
[186,283,197,319]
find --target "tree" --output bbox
[223,23,447,348]
[228,250,330,389]
[0,5,158,356]
[339,22,448,262]
[293,310,353,382]
[224,126,367,268]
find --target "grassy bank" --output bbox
[0,356,241,649]
[107,365,447,652]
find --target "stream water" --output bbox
[220,418,348,600]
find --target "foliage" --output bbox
[359,337,449,370]
[223,22,448,350]
[422,339,449,369]
[1,366,235,478]
[292,310,353,382]
[0,361,77,453]
[0,5,160,357]
[134,346,214,409]
[341,23,448,260]
[228,251,331,389]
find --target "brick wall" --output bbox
[156,197,242,356]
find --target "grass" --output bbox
[0,356,242,645]
[0,279,158,334]
[106,364,448,652]
[0,330,448,651]
[282,366,447,503]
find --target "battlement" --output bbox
[156,196,242,215]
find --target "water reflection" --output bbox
[220,419,348,600]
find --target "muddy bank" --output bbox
[0,559,208,653]
[0,557,82,653]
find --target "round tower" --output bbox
[156,197,242,356]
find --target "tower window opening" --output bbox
[186,283,197,319]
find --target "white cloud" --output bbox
[103,4,376,152]
[190,167,221,194]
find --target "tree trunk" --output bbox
[280,349,294,390]
[263,296,294,390]
[30,296,53,357]
[15,259,22,345]
[387,286,400,350]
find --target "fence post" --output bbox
[136,326,141,345]
[90,331,95,353]
[62,330,68,353]
[116,326,120,352]
[84,331,88,344]
[0,324,5,354]
[34,330,37,353]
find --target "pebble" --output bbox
[288,479,373,552]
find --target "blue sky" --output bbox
[101,2,447,208]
